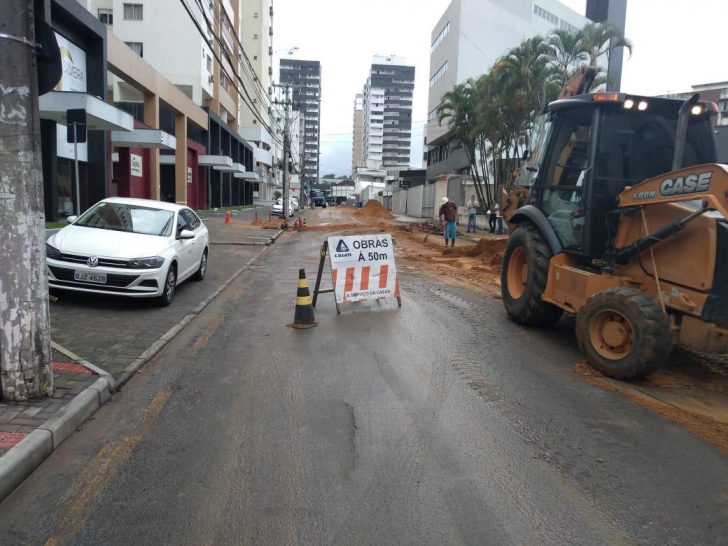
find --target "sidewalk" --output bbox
[0,346,113,501]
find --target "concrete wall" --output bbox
[407,184,424,217]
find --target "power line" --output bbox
[180,0,283,144]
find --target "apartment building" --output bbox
[360,56,415,170]
[659,82,728,127]
[75,0,266,208]
[351,93,364,177]
[425,0,622,182]
[279,58,322,188]
[237,0,280,198]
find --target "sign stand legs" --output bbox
[312,239,339,313]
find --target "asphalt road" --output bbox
[1,230,726,545]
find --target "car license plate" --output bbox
[74,271,107,284]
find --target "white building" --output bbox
[425,0,602,182]
[360,56,415,170]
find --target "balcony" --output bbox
[270,5,273,16]
[269,27,273,36]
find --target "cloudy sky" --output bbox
[272,0,728,177]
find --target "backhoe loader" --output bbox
[500,67,727,379]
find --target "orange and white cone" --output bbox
[225,210,232,224]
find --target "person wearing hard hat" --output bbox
[438,196,459,247]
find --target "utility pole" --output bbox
[0,1,53,400]
[275,83,292,228]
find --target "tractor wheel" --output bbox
[576,288,672,380]
[501,221,563,326]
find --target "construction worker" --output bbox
[466,194,478,233]
[439,196,459,247]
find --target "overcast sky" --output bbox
[273,0,728,177]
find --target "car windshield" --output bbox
[75,202,174,236]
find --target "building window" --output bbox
[534,5,559,26]
[253,55,258,60]
[206,55,212,72]
[125,41,143,57]
[98,8,113,24]
[429,61,448,88]
[430,21,450,53]
[253,119,257,124]
[253,11,259,17]
[253,33,258,39]
[123,3,143,20]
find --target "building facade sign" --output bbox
[54,32,88,161]
[130,153,143,177]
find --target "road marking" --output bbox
[193,314,228,350]
[45,390,171,546]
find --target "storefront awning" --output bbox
[39,91,134,132]
[111,129,176,150]
[234,171,259,180]
[198,155,233,168]
[214,162,245,174]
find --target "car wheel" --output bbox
[157,264,177,307]
[193,249,208,281]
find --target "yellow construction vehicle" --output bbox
[501,67,727,379]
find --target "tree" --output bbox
[274,190,282,199]
[545,28,588,89]
[580,22,633,84]
[322,173,336,179]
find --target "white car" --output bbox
[290,197,300,211]
[271,198,294,217]
[46,198,209,306]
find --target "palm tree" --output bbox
[437,79,491,211]
[545,28,588,89]
[580,21,633,75]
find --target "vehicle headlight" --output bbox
[46,243,62,260]
[127,256,165,269]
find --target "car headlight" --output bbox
[46,243,62,260]
[127,256,165,269]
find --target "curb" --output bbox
[0,374,112,502]
[0,241,275,503]
[115,244,271,389]
[210,241,268,246]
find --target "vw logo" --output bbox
[87,256,99,268]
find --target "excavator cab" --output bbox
[508,93,718,259]
[501,90,727,380]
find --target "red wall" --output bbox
[187,138,207,210]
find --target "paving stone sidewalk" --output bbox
[0,349,97,458]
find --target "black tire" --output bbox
[501,221,563,326]
[576,288,671,380]
[192,249,208,281]
[157,264,177,307]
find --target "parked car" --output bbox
[310,190,327,208]
[46,198,209,306]
[271,198,294,217]
[290,197,300,211]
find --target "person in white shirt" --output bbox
[466,195,478,233]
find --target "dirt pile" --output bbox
[465,238,508,265]
[355,200,394,219]
[251,218,284,229]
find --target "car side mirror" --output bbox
[66,215,78,224]
[179,229,195,240]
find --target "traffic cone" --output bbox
[289,269,318,329]
[225,210,232,224]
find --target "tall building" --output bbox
[659,82,728,127]
[351,93,364,176]
[279,58,321,189]
[75,0,267,208]
[361,56,415,169]
[238,0,279,195]
[425,0,616,183]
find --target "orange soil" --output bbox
[354,200,394,219]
